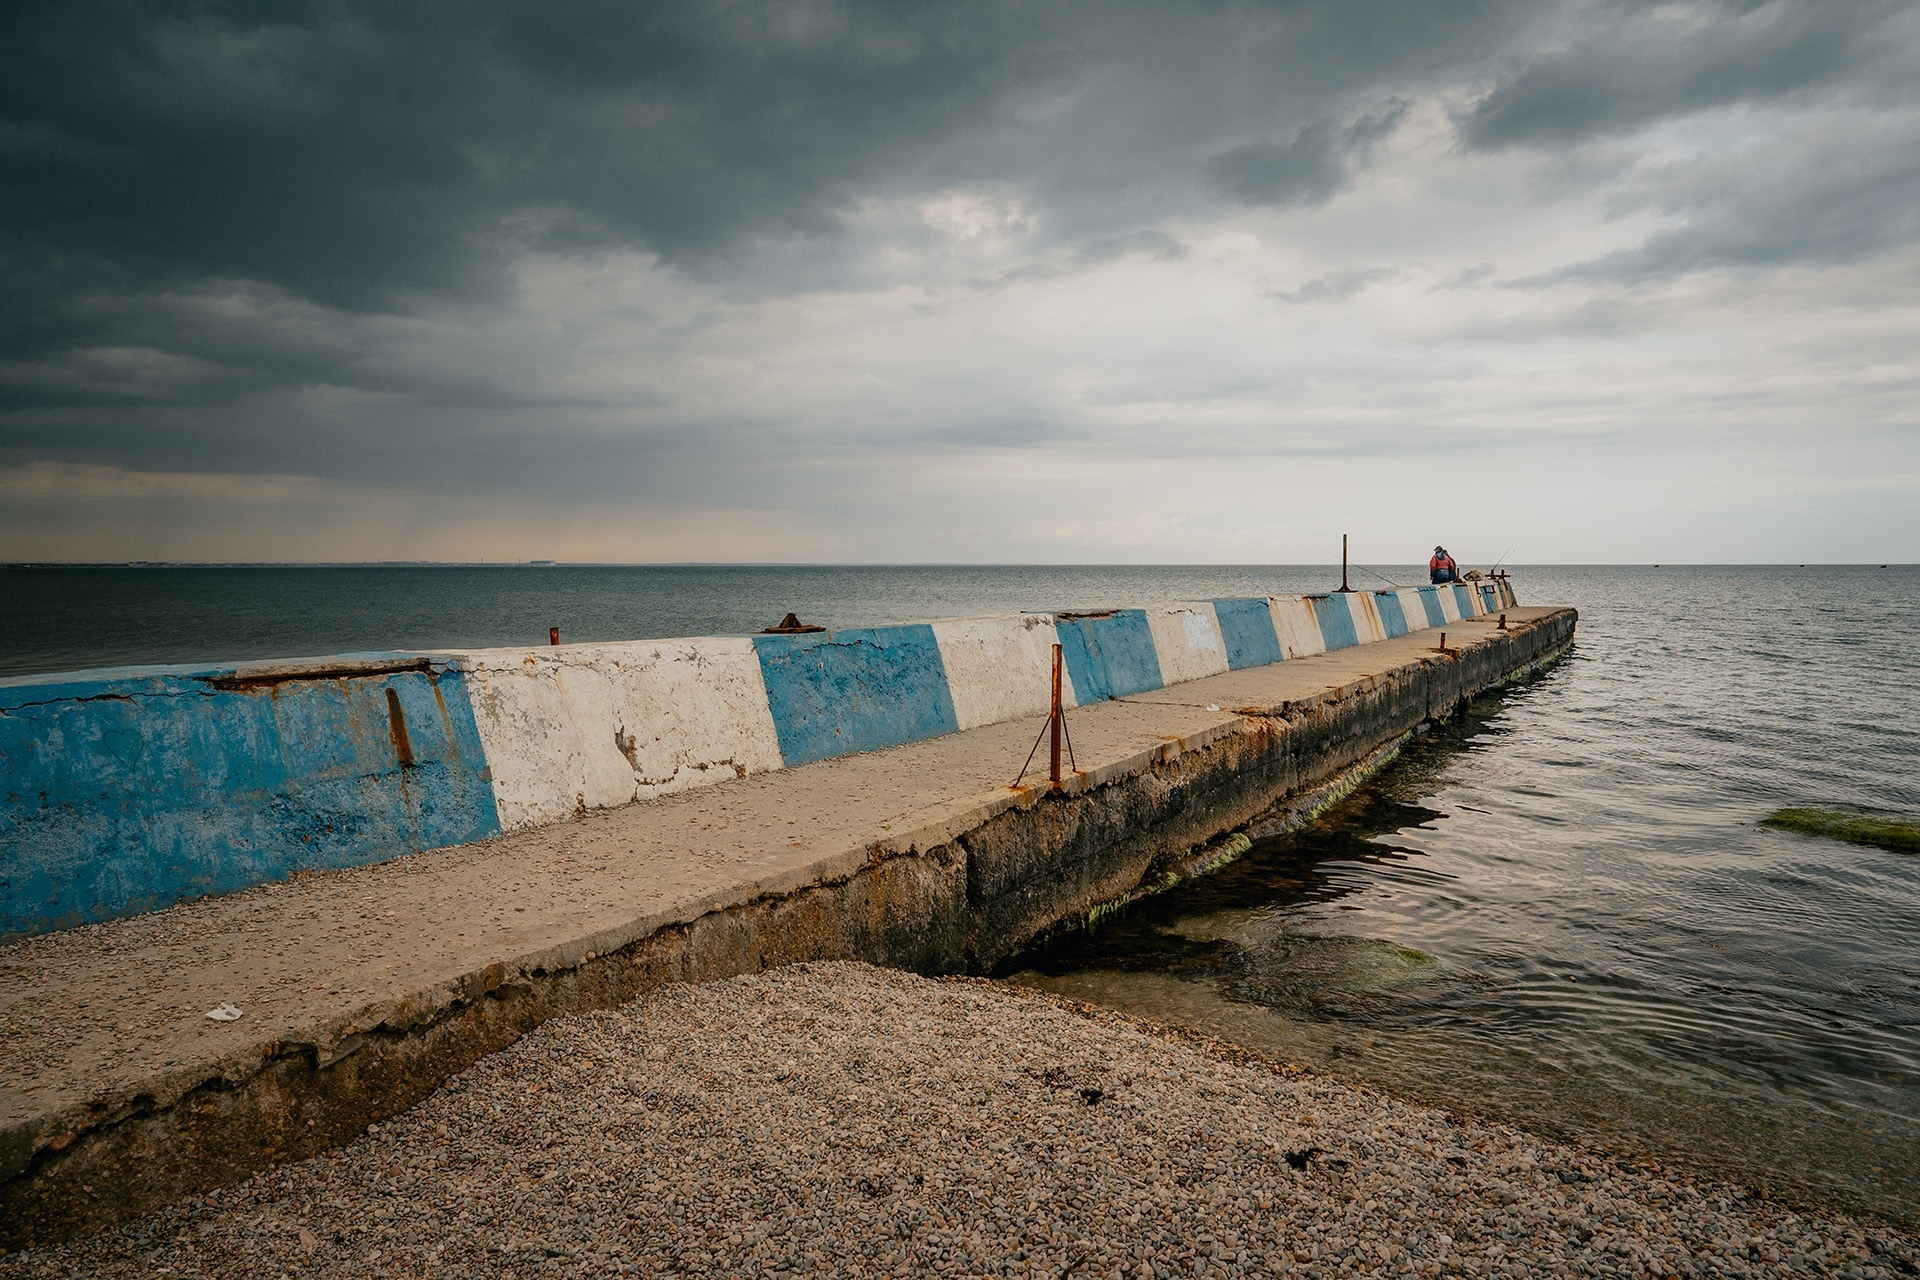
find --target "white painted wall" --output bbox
[931,613,1074,730]
[1269,597,1326,658]
[1395,588,1430,633]
[448,639,784,830]
[1144,603,1230,686]
[1435,587,1463,623]
[1347,593,1388,644]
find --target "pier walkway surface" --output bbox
[2,608,1572,1244]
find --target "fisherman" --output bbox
[1429,545,1459,584]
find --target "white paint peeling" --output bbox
[445,639,784,830]
[1269,597,1325,658]
[1396,588,1430,632]
[1144,603,1229,686]
[931,613,1072,730]
[1347,593,1388,644]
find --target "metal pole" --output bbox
[549,627,560,646]
[1049,643,1063,788]
[1339,534,1351,592]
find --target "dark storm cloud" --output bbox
[0,0,1063,310]
[1,0,1576,321]
[1459,0,1915,149]
[0,0,1517,439]
[1205,101,1410,207]
[1448,1,1920,286]
[1544,125,1920,281]
[4,0,1918,530]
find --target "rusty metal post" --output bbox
[1049,643,1063,788]
[1012,643,1078,791]
[1338,534,1352,592]
[549,627,560,646]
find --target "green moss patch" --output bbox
[1759,808,1920,854]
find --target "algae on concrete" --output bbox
[1760,808,1920,854]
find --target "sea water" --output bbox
[1011,565,1920,1226]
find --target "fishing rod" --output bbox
[1488,535,1520,574]
[1354,563,1407,590]
[1337,535,1408,590]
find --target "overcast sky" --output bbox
[3,0,1917,564]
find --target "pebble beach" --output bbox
[4,962,1913,1280]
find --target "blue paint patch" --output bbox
[1372,591,1410,639]
[753,625,960,767]
[1053,611,1163,702]
[1,656,499,940]
[1480,583,1500,613]
[1212,598,1283,669]
[1308,595,1361,651]
[1451,584,1476,617]
[1415,586,1448,628]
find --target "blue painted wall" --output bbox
[1415,586,1448,628]
[1212,598,1284,670]
[753,625,961,767]
[0,657,499,940]
[1373,591,1410,639]
[1451,584,1475,616]
[1308,595,1361,651]
[1054,611,1164,702]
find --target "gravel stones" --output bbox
[4,961,1913,1279]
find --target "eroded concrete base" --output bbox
[0,608,1574,1245]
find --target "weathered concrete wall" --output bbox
[1270,597,1326,657]
[1307,594,1362,650]
[931,614,1076,727]
[751,624,962,766]
[3,582,1509,939]
[1053,609,1162,701]
[1213,598,1285,669]
[1349,591,1389,644]
[0,606,1572,1246]
[454,639,785,828]
[1143,604,1231,685]
[0,657,499,938]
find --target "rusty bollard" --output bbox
[1049,643,1063,788]
[549,627,560,646]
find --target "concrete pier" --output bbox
[0,605,1572,1245]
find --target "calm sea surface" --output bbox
[1,563,1361,678]
[4,564,1917,1224]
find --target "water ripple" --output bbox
[1013,565,1920,1226]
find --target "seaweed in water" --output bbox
[1759,808,1920,854]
